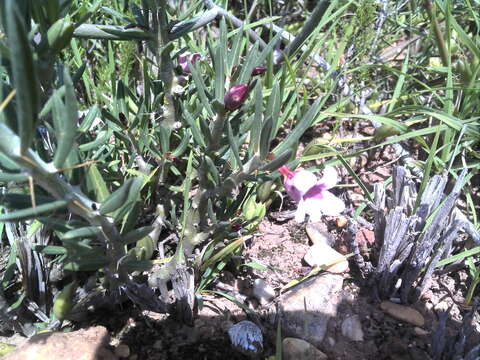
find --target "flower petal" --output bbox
[319,166,338,189]
[294,199,307,222]
[292,170,318,195]
[304,190,345,217]
[284,179,302,203]
[303,183,327,199]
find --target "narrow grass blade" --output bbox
[0,200,68,222]
[5,0,39,153]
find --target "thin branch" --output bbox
[202,0,267,47]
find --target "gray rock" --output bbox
[277,273,343,347]
[304,243,349,273]
[306,223,334,246]
[114,344,130,358]
[341,315,364,341]
[282,337,328,360]
[380,301,425,327]
[228,320,263,356]
[252,279,276,304]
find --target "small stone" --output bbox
[414,327,429,336]
[153,340,163,350]
[306,223,334,246]
[355,227,375,252]
[282,338,327,360]
[380,301,425,327]
[336,216,348,228]
[3,326,116,360]
[252,279,276,304]
[304,243,349,273]
[115,344,130,358]
[228,320,263,356]
[327,336,335,346]
[341,315,364,341]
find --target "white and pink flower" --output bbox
[278,165,345,222]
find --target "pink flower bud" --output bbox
[178,52,201,74]
[251,66,267,76]
[224,84,249,111]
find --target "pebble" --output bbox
[252,278,276,304]
[336,216,348,228]
[341,315,364,341]
[153,340,163,350]
[327,336,335,346]
[414,327,429,336]
[304,243,349,273]
[282,338,328,360]
[228,320,263,356]
[2,326,116,360]
[115,344,130,358]
[306,223,334,246]
[380,301,425,327]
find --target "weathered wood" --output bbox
[171,264,195,326]
[372,166,478,303]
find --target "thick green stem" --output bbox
[153,0,177,130]
[282,0,330,59]
[73,24,154,41]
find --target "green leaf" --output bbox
[121,226,154,245]
[183,111,206,148]
[204,156,220,186]
[78,105,99,133]
[64,256,109,271]
[250,81,263,154]
[0,193,58,209]
[100,178,135,215]
[122,258,153,273]
[214,44,225,102]
[1,236,17,288]
[0,199,68,222]
[53,68,78,169]
[78,130,110,152]
[0,124,21,158]
[259,116,274,159]
[200,237,246,271]
[242,262,269,271]
[62,226,102,240]
[6,0,39,153]
[189,59,214,116]
[34,245,67,255]
[113,177,144,221]
[259,149,293,172]
[0,172,28,183]
[436,246,480,268]
[337,154,373,202]
[415,130,440,210]
[274,96,327,155]
[86,163,110,203]
[227,122,242,170]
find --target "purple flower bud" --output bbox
[224,84,249,111]
[178,52,201,74]
[251,66,267,76]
